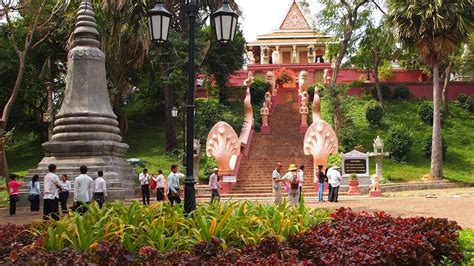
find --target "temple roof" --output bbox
[247,0,333,47]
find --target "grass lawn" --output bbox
[460,230,474,264]
[321,95,474,183]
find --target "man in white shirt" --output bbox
[74,165,93,214]
[272,162,283,205]
[297,164,305,199]
[43,164,62,221]
[209,168,223,203]
[328,165,342,202]
[139,168,150,205]
[168,164,185,206]
[93,171,107,208]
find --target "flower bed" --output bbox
[0,205,468,265]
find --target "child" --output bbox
[8,176,23,216]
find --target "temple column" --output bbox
[261,46,269,64]
[291,45,297,64]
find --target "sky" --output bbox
[235,0,322,42]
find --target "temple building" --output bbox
[245,0,334,84]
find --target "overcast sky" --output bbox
[235,0,322,42]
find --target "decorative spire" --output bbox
[312,87,321,121]
[73,0,100,48]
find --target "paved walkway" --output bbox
[1,188,473,229]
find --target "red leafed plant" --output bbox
[274,68,296,87]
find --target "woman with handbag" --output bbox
[28,175,41,214]
[8,176,23,216]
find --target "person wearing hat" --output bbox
[209,167,222,203]
[281,164,301,207]
[328,164,342,202]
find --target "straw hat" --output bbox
[288,164,298,171]
[213,167,219,172]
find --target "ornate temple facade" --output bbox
[244,0,333,84]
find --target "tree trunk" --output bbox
[0,134,9,185]
[442,62,452,116]
[430,63,443,179]
[373,59,384,108]
[164,83,177,152]
[218,79,227,103]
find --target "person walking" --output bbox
[8,176,22,216]
[28,175,41,214]
[59,174,71,214]
[93,171,107,208]
[153,170,166,202]
[325,166,332,202]
[281,164,300,207]
[328,165,342,202]
[168,165,185,206]
[73,165,93,214]
[297,164,305,199]
[209,168,223,203]
[317,165,326,202]
[272,162,283,205]
[43,164,62,220]
[139,168,151,205]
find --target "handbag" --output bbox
[27,194,36,201]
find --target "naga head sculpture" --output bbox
[206,122,241,175]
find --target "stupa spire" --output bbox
[73,0,100,48]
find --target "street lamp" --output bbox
[210,0,239,44]
[147,0,238,214]
[171,106,178,118]
[147,1,172,44]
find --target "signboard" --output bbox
[342,150,369,177]
[344,159,367,174]
[222,176,237,183]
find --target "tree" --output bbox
[352,20,394,107]
[203,26,245,103]
[389,0,473,179]
[316,0,370,129]
[0,0,69,182]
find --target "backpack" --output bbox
[290,175,299,189]
[149,178,157,190]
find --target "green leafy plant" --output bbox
[365,100,384,128]
[370,84,392,100]
[417,101,434,125]
[327,153,342,169]
[423,136,448,160]
[393,84,410,99]
[378,60,394,81]
[465,95,474,112]
[386,125,413,162]
[195,99,224,141]
[249,79,270,106]
[349,174,358,180]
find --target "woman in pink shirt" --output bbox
[8,176,23,216]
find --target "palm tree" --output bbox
[389,0,473,179]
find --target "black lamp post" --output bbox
[148,0,238,214]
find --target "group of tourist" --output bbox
[272,162,342,206]
[139,165,223,205]
[8,164,108,220]
[138,165,186,206]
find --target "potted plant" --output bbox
[348,174,361,195]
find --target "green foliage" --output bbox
[349,173,358,180]
[327,153,342,169]
[465,96,474,112]
[338,125,357,152]
[423,136,448,160]
[32,201,332,253]
[349,79,366,87]
[204,156,217,179]
[393,84,410,99]
[417,101,434,125]
[378,61,394,81]
[370,84,392,100]
[195,99,224,141]
[249,79,270,106]
[386,125,413,162]
[365,100,384,128]
[459,230,474,264]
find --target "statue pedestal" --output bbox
[261,125,271,135]
[348,180,361,196]
[369,190,382,197]
[218,173,236,194]
[299,124,308,133]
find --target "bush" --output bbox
[423,136,448,160]
[417,101,434,125]
[386,125,413,162]
[204,156,217,179]
[195,99,224,141]
[393,83,410,99]
[338,125,357,152]
[327,153,342,169]
[465,95,474,112]
[456,93,468,107]
[365,100,384,128]
[370,84,392,100]
[249,79,270,106]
